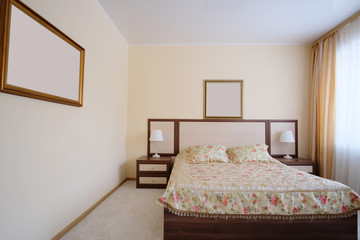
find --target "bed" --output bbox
[149,119,360,240]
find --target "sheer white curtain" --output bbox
[333,17,360,193]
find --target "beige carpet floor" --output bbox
[60,180,164,240]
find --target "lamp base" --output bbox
[152,153,160,158]
[283,154,292,159]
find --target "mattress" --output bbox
[158,149,360,219]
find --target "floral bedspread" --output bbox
[158,153,360,219]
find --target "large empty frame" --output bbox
[0,0,85,106]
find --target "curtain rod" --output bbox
[312,10,360,47]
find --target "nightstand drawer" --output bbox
[139,164,167,172]
[275,158,317,175]
[291,165,313,173]
[139,176,167,184]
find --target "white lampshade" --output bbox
[280,130,295,143]
[149,129,163,142]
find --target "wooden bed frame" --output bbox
[147,119,359,240]
[148,119,298,158]
[164,209,358,240]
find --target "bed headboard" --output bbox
[148,119,298,157]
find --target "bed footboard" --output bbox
[164,208,357,240]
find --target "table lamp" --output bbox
[149,129,163,157]
[279,130,295,159]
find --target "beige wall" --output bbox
[0,0,128,239]
[127,45,311,177]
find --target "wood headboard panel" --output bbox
[179,121,267,151]
[148,119,298,157]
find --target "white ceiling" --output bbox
[97,0,360,45]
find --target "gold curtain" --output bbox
[309,33,336,179]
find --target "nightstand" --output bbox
[136,156,171,188]
[275,158,317,175]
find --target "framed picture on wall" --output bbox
[203,80,243,119]
[0,0,85,107]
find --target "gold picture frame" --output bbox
[203,80,243,119]
[0,0,85,106]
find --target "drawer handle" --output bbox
[151,179,155,182]
[151,167,155,170]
